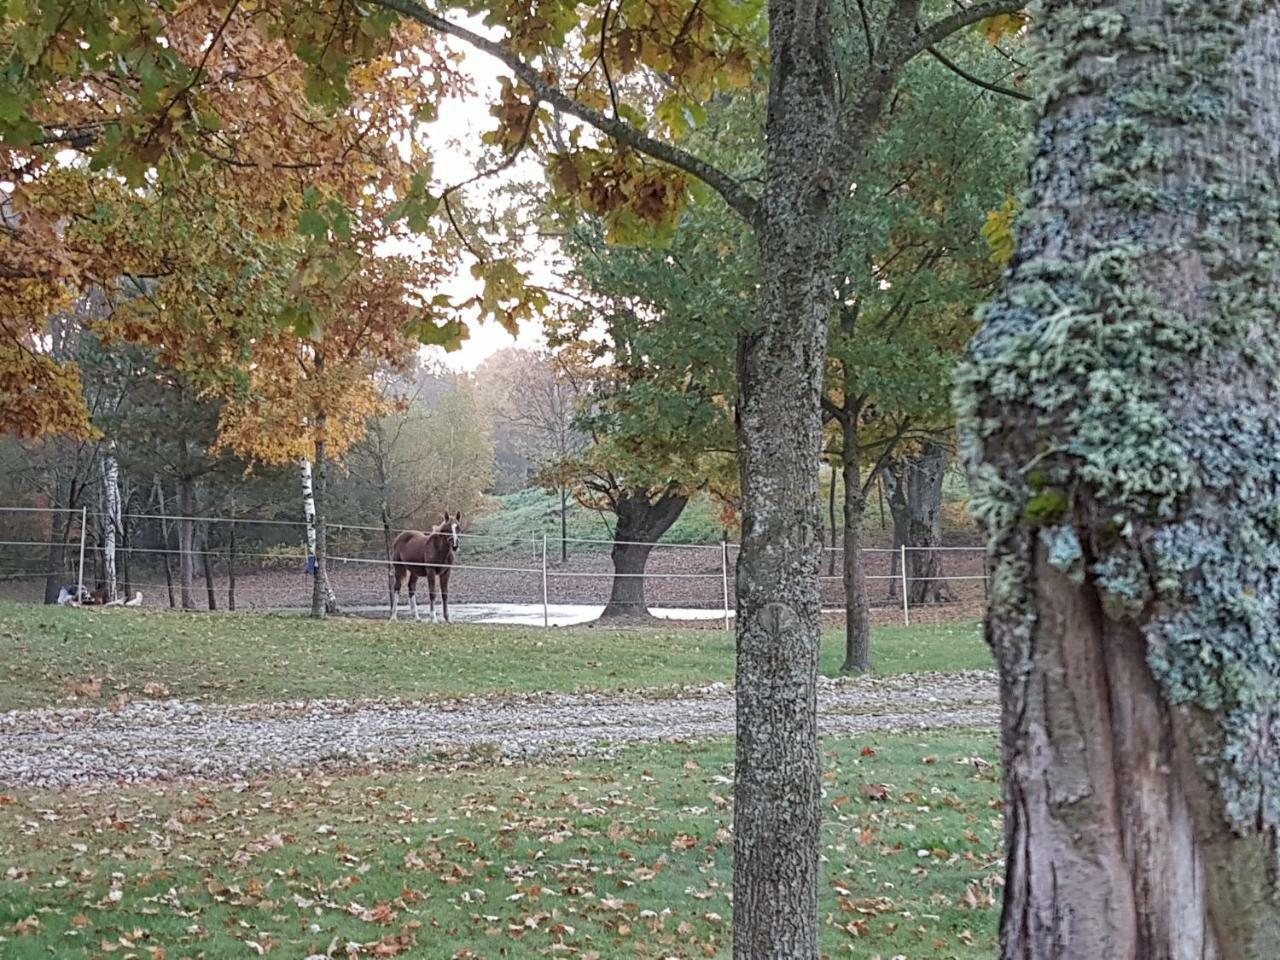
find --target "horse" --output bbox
[389,513,461,623]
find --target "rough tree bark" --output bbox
[884,444,951,603]
[905,442,951,604]
[599,489,688,621]
[957,2,1280,955]
[731,1,835,955]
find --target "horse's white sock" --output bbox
[410,595,420,621]
[390,591,399,621]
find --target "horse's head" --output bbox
[441,512,462,551]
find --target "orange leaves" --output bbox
[549,148,689,245]
[0,341,97,439]
[979,12,1031,46]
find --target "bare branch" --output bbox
[897,1,1027,66]
[926,44,1031,100]
[367,0,760,225]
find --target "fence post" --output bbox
[76,506,87,601]
[721,540,731,631]
[541,534,549,628]
[900,543,910,627]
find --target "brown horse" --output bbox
[389,513,461,623]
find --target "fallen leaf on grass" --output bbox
[960,882,996,910]
[859,783,890,802]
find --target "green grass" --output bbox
[470,484,982,554]
[469,488,732,554]
[0,730,1003,959]
[0,603,989,711]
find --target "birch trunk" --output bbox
[957,3,1280,954]
[101,448,120,602]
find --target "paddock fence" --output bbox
[0,505,988,627]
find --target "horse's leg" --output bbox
[427,571,439,624]
[440,567,451,623]
[389,565,404,621]
[408,571,420,622]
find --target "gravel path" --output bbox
[0,671,998,788]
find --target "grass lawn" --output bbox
[0,602,989,711]
[0,730,1003,959]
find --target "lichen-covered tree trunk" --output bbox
[599,490,687,621]
[956,3,1280,955]
[840,417,871,673]
[732,1,835,956]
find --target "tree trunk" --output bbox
[227,511,237,612]
[732,2,835,955]
[560,486,568,564]
[826,455,837,577]
[957,4,1280,955]
[840,418,870,673]
[101,448,120,602]
[308,426,339,619]
[177,475,195,610]
[381,500,394,608]
[884,460,908,600]
[905,441,951,605]
[599,490,688,621]
[200,523,216,611]
[43,496,74,604]
[154,478,175,609]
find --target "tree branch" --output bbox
[897,1,1027,66]
[367,0,760,226]
[926,43,1031,100]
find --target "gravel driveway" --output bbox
[0,671,998,788]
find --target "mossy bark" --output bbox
[958,2,1280,955]
[731,2,835,956]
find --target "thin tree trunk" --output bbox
[43,492,74,604]
[119,499,131,601]
[958,4,1280,954]
[560,486,568,564]
[381,500,394,609]
[827,455,837,577]
[200,523,216,611]
[599,490,688,621]
[884,460,908,600]
[840,418,870,673]
[732,1,836,954]
[177,475,196,610]
[101,447,120,602]
[154,478,175,609]
[308,412,339,619]
[227,509,237,612]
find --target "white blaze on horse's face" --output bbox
[449,520,460,551]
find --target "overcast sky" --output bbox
[417,28,551,373]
